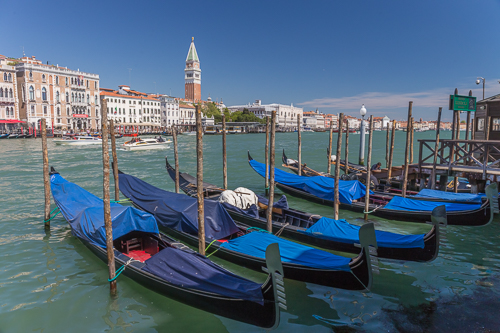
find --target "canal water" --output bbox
[1,131,499,332]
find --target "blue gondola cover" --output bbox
[412,189,485,203]
[249,159,369,204]
[221,232,352,271]
[50,173,159,248]
[299,217,425,249]
[383,196,481,212]
[143,247,264,304]
[118,172,240,240]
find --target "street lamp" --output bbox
[476,77,485,100]
[359,104,367,165]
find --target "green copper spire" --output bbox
[186,37,199,62]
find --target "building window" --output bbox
[42,87,47,101]
[43,106,47,115]
[57,107,60,116]
[66,92,69,103]
[87,94,89,104]
[22,86,26,101]
[29,86,34,100]
[3,73,6,81]
[0,88,3,97]
[29,71,33,80]
[31,105,35,114]
[42,74,46,83]
[67,107,70,116]
[66,77,68,85]
[56,91,60,102]
[55,76,59,85]
[94,81,97,89]
[95,96,98,105]
[492,118,500,131]
[72,93,75,103]
[78,93,82,103]
[477,118,485,132]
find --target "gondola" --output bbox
[49,168,285,329]
[283,149,472,195]
[250,152,497,226]
[116,167,376,290]
[165,157,442,262]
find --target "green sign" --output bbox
[449,94,476,112]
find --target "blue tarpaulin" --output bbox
[383,196,481,212]
[118,172,240,240]
[412,189,485,203]
[249,159,369,204]
[143,247,264,304]
[299,217,425,249]
[221,232,352,271]
[50,173,159,248]
[256,194,289,209]
[222,194,289,219]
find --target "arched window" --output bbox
[95,96,98,104]
[22,86,26,102]
[87,94,89,104]
[56,91,60,102]
[29,71,33,80]
[55,76,59,85]
[9,89,12,98]
[29,86,34,100]
[3,73,6,81]
[0,88,3,97]
[78,93,82,103]
[72,93,74,103]
[43,106,47,115]
[71,78,74,85]
[42,74,46,82]
[66,107,70,116]
[8,73,12,82]
[57,107,60,116]
[42,87,47,101]
[31,105,35,114]
[66,92,69,103]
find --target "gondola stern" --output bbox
[358,223,378,291]
[282,149,288,165]
[485,183,499,225]
[247,150,254,161]
[49,166,59,175]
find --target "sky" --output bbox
[1,0,499,121]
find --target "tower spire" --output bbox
[185,37,201,102]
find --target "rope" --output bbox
[206,247,221,258]
[108,258,135,282]
[110,198,132,203]
[205,239,217,252]
[363,205,382,214]
[275,223,289,237]
[44,207,61,223]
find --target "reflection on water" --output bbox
[0,132,499,332]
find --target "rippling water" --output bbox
[1,131,499,332]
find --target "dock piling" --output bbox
[297,114,302,176]
[401,101,413,197]
[109,119,119,202]
[345,120,349,174]
[100,101,117,295]
[267,111,277,233]
[41,118,51,229]
[327,120,333,174]
[334,113,344,220]
[222,115,227,190]
[364,115,374,221]
[172,124,180,193]
[195,104,205,255]
[387,120,396,186]
[429,108,442,190]
[265,116,270,195]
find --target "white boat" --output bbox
[54,136,102,145]
[181,131,197,136]
[122,137,172,151]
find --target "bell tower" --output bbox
[184,37,201,102]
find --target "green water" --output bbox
[1,131,499,332]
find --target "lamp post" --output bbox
[476,77,485,100]
[358,104,367,165]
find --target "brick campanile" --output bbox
[184,37,201,102]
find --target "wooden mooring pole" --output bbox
[109,119,119,202]
[265,116,270,195]
[172,124,180,193]
[327,120,333,174]
[297,115,302,176]
[345,121,349,174]
[100,101,117,295]
[401,101,413,197]
[222,114,227,190]
[364,115,374,221]
[386,123,390,168]
[266,111,277,233]
[195,104,205,255]
[429,107,442,189]
[410,117,414,164]
[387,120,396,187]
[333,113,344,220]
[41,118,51,229]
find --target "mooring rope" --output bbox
[274,223,289,237]
[108,258,137,282]
[44,207,61,223]
[363,205,382,214]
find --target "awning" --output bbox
[0,119,26,124]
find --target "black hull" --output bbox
[275,182,491,226]
[80,233,279,328]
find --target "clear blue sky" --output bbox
[2,0,499,121]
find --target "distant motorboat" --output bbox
[181,131,199,136]
[54,136,102,145]
[123,137,171,151]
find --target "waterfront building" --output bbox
[344,115,361,130]
[16,56,100,131]
[324,113,338,129]
[185,37,201,102]
[227,100,303,128]
[303,110,325,129]
[159,95,180,127]
[179,102,195,125]
[100,85,161,131]
[0,55,18,123]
